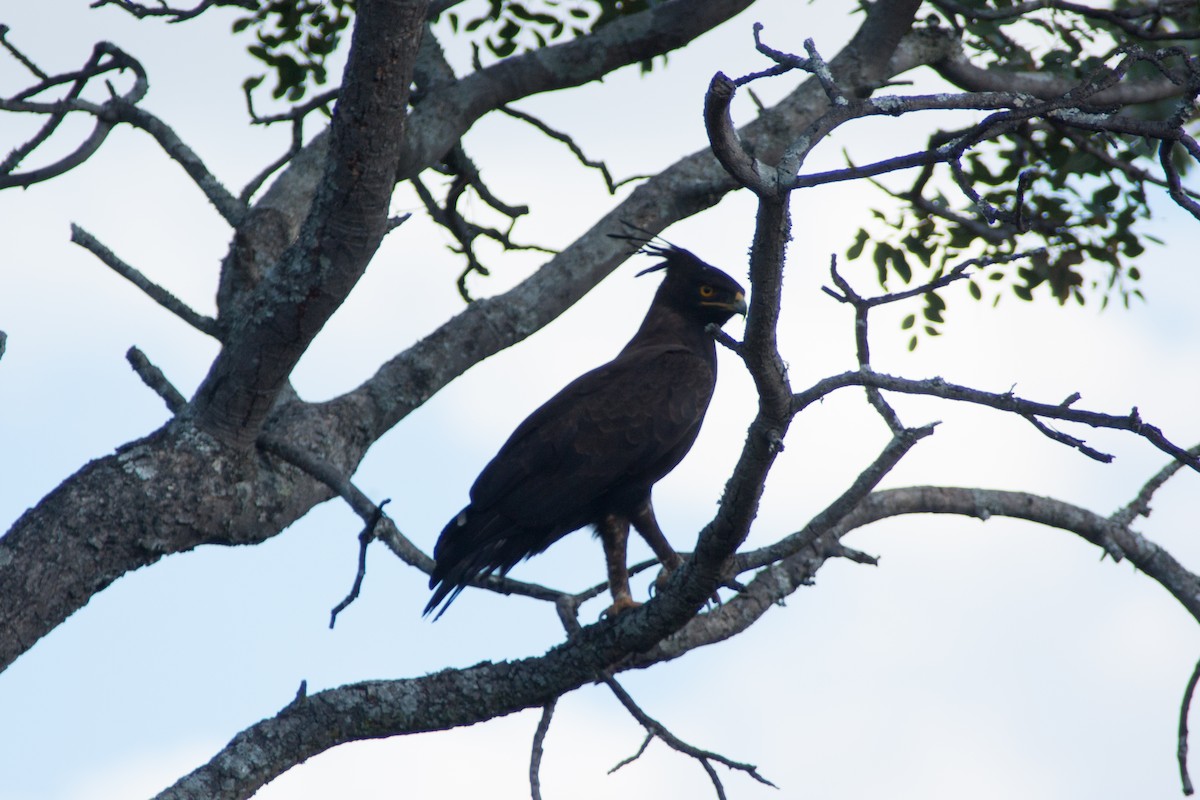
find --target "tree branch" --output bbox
[1113,444,1200,526]
[187,0,429,445]
[71,224,219,337]
[126,346,187,413]
[792,370,1200,472]
[1181,655,1200,795]
[603,675,775,797]
[529,699,556,800]
[627,486,1200,670]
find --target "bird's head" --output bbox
[636,243,748,327]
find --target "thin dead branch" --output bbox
[603,675,775,799]
[1114,444,1200,526]
[70,225,219,337]
[126,346,186,413]
[1180,655,1200,795]
[530,699,557,800]
[500,105,647,194]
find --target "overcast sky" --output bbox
[3,2,1200,799]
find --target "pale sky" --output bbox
[3,2,1200,799]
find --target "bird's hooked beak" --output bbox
[705,291,747,316]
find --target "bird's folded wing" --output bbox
[468,344,715,527]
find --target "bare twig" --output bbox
[257,436,570,609]
[2,44,145,189]
[240,112,309,204]
[500,105,647,194]
[444,144,529,219]
[249,89,338,126]
[530,699,557,800]
[603,675,775,797]
[791,371,1200,473]
[825,253,904,428]
[1160,140,1200,220]
[126,346,186,413]
[931,0,1200,41]
[70,225,219,337]
[1113,443,1200,526]
[329,502,388,629]
[2,41,244,222]
[737,424,938,572]
[610,733,654,774]
[108,101,245,225]
[0,25,48,80]
[1181,655,1200,795]
[824,250,1039,310]
[705,322,744,356]
[412,163,555,302]
[1023,414,1114,462]
[90,0,254,22]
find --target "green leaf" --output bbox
[872,243,891,286]
[892,249,912,283]
[847,229,869,260]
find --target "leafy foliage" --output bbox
[231,0,651,104]
[848,123,1153,349]
[841,0,1200,347]
[233,0,354,102]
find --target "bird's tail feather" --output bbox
[423,506,523,619]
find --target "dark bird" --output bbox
[425,242,747,619]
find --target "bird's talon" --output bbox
[602,596,642,618]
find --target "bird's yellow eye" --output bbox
[699,285,715,298]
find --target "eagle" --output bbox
[425,242,747,619]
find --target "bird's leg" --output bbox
[632,500,725,605]
[630,500,683,593]
[599,514,639,616]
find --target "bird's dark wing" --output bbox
[470,343,715,527]
[425,343,715,617]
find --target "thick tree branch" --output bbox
[628,485,1200,669]
[187,0,429,445]
[394,0,757,183]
